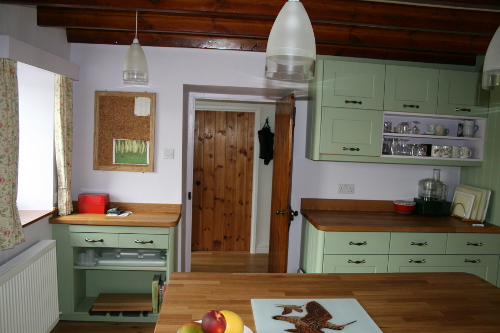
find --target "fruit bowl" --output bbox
[394,200,416,214]
[177,321,253,333]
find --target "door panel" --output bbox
[268,94,295,273]
[192,110,254,251]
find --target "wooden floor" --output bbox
[51,251,267,332]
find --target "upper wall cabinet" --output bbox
[322,61,386,110]
[437,70,489,118]
[384,66,439,114]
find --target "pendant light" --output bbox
[123,11,149,85]
[265,0,316,81]
[482,26,500,90]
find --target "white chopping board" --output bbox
[459,185,490,221]
[451,190,475,219]
[454,185,482,220]
[251,298,382,333]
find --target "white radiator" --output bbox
[0,240,59,333]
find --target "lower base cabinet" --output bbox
[300,219,500,286]
[53,224,176,322]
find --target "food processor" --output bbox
[414,169,452,216]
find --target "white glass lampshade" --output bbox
[123,38,149,85]
[483,26,500,90]
[265,0,316,81]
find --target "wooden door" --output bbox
[268,94,296,273]
[192,110,254,251]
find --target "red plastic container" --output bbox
[394,200,416,214]
[78,193,110,214]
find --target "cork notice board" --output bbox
[93,91,156,172]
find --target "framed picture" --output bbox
[93,91,156,172]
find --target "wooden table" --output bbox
[155,272,500,333]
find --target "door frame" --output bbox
[182,89,291,272]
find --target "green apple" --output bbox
[179,322,204,333]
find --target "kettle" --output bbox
[418,169,448,201]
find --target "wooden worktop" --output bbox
[301,198,500,233]
[49,202,180,227]
[155,272,500,333]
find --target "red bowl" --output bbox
[394,200,416,214]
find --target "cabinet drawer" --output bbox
[446,233,500,254]
[324,232,390,254]
[388,254,498,285]
[390,232,447,254]
[70,232,119,247]
[119,234,169,249]
[323,255,388,273]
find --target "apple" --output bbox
[201,310,227,333]
[178,322,203,333]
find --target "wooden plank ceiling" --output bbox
[4,0,500,66]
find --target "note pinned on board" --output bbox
[134,97,151,116]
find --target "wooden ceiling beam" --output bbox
[7,0,500,33]
[66,28,477,66]
[39,7,492,54]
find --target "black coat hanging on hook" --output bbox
[258,117,274,165]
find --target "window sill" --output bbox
[19,209,55,227]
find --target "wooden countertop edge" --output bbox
[49,203,181,227]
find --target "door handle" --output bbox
[276,209,286,215]
[195,180,201,185]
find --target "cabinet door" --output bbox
[384,65,439,114]
[323,255,388,273]
[322,61,385,110]
[437,70,489,117]
[320,107,383,156]
[388,254,498,285]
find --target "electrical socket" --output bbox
[338,184,355,194]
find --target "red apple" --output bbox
[201,310,227,333]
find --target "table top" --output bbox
[300,198,500,233]
[155,272,500,333]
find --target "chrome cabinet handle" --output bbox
[403,104,419,109]
[345,100,362,105]
[467,242,483,246]
[408,259,426,263]
[349,241,367,246]
[343,147,360,151]
[85,237,104,243]
[348,259,366,264]
[411,242,428,246]
[464,259,481,263]
[455,108,471,112]
[135,239,154,244]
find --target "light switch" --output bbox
[163,148,174,159]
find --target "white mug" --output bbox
[441,145,452,158]
[431,145,442,157]
[434,125,449,136]
[459,146,472,158]
[451,146,460,158]
[463,120,478,138]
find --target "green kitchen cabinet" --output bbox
[322,60,386,110]
[323,255,388,273]
[437,70,489,117]
[53,224,176,322]
[384,65,439,114]
[319,107,383,156]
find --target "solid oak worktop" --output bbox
[49,202,181,227]
[301,198,500,233]
[155,272,500,333]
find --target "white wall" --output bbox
[70,43,461,272]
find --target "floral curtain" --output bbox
[0,59,25,250]
[54,75,74,216]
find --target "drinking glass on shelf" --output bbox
[412,121,420,135]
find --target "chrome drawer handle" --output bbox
[408,259,426,263]
[466,242,483,246]
[135,239,154,244]
[455,108,471,112]
[345,100,362,105]
[348,259,366,264]
[403,104,419,109]
[465,259,481,263]
[85,237,104,243]
[349,241,367,246]
[411,242,428,246]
